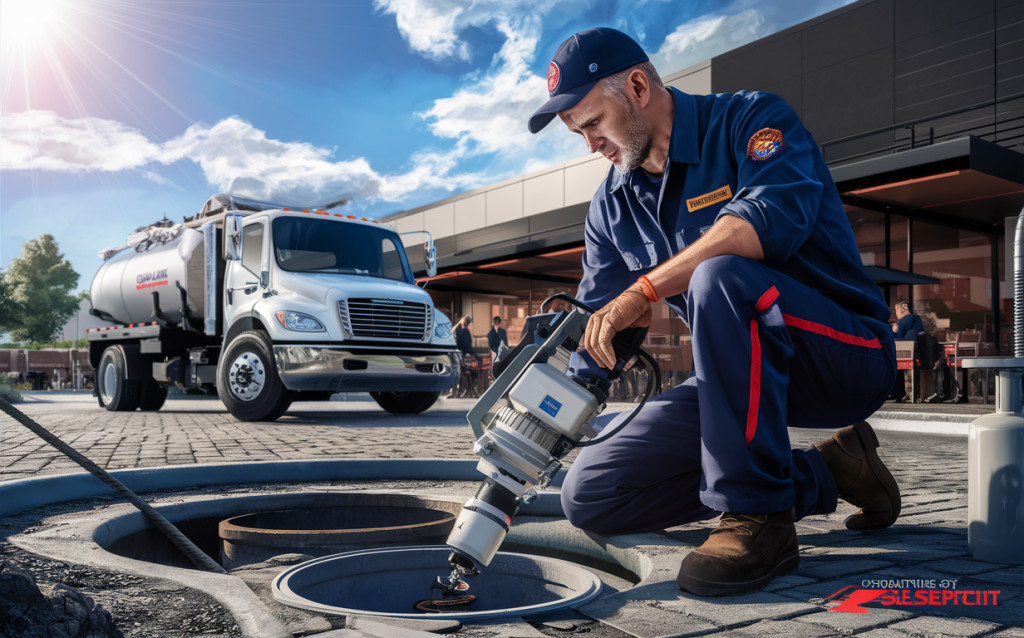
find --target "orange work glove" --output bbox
[582,283,652,369]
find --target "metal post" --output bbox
[992,232,1000,348]
[884,212,892,307]
[907,218,915,312]
[1015,208,1024,358]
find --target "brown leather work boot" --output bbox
[815,421,901,530]
[676,509,799,596]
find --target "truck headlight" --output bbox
[275,310,325,332]
[434,321,453,341]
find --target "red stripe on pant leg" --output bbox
[746,319,761,444]
[755,286,780,312]
[782,314,881,348]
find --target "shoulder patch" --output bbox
[746,128,784,161]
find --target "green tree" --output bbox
[5,235,81,343]
[0,269,25,335]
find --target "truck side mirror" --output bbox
[224,214,243,261]
[425,240,437,278]
[260,270,270,288]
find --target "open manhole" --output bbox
[218,493,461,569]
[104,492,463,571]
[272,545,603,620]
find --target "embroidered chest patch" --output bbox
[746,128,784,161]
[686,184,733,212]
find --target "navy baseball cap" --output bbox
[528,28,649,134]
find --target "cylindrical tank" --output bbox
[89,226,206,327]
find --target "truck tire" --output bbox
[218,330,293,422]
[97,346,142,412]
[138,380,168,411]
[370,391,440,414]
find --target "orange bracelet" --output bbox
[638,275,659,302]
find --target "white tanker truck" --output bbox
[86,194,459,421]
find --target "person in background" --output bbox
[892,300,924,340]
[487,316,509,366]
[890,300,925,402]
[454,316,478,398]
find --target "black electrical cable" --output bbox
[540,293,595,314]
[535,292,660,447]
[576,348,661,447]
[0,398,227,574]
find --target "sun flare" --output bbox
[1,0,64,50]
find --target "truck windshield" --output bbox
[272,217,411,282]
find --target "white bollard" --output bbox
[964,358,1024,564]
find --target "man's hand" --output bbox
[582,284,652,369]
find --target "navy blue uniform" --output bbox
[487,327,508,353]
[561,89,896,534]
[455,326,474,357]
[894,313,925,340]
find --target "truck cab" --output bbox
[87,195,459,421]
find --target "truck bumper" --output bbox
[273,346,460,393]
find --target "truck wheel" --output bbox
[370,391,440,414]
[218,330,293,422]
[138,380,168,411]
[97,346,142,412]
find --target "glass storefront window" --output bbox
[912,220,997,344]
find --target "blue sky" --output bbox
[1,0,857,290]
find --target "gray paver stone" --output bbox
[655,589,816,627]
[765,574,817,592]
[797,559,896,581]
[795,608,915,634]
[923,559,1008,577]
[888,616,1000,637]
[580,595,717,638]
[712,618,839,637]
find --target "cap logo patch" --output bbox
[746,128,784,160]
[548,61,560,94]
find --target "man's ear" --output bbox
[630,69,650,108]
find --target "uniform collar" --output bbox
[609,87,700,193]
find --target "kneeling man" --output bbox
[527,28,901,596]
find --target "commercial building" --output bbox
[384,0,1024,399]
[0,348,92,389]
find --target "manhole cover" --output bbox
[272,545,602,620]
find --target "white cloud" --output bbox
[1,110,163,172]
[418,17,550,156]
[0,109,487,205]
[652,9,765,73]
[373,0,564,62]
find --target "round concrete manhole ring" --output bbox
[219,493,462,569]
[271,545,603,621]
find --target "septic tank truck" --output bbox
[86,194,459,422]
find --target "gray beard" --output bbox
[613,101,652,174]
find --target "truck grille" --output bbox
[339,299,432,341]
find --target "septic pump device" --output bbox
[434,295,660,598]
